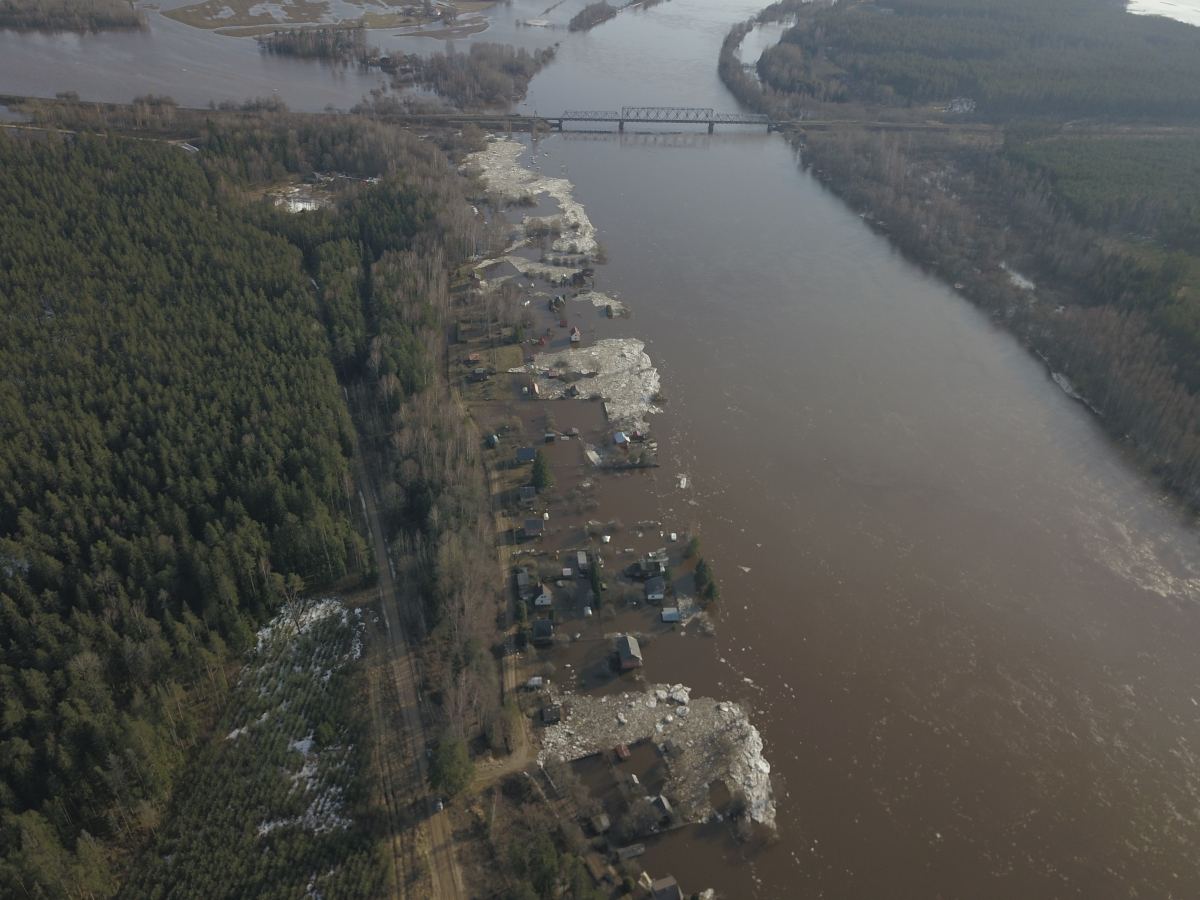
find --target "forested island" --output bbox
[258,26,372,62]
[389,42,555,109]
[568,0,616,32]
[725,0,1200,503]
[0,0,142,29]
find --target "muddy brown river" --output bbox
[7,0,1200,896]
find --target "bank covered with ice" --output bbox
[539,683,776,829]
[510,338,661,431]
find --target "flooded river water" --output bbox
[7,0,1200,897]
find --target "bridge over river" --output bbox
[552,106,772,132]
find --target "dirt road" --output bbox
[355,451,465,900]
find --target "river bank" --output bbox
[791,122,1200,507]
[447,131,776,897]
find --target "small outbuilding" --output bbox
[650,875,683,900]
[589,813,610,834]
[541,705,561,724]
[661,607,680,623]
[644,576,666,601]
[471,367,490,382]
[576,550,589,572]
[617,634,643,669]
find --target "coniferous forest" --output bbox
[0,109,483,898]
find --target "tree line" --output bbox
[762,0,1200,119]
[0,0,141,30]
[258,26,372,62]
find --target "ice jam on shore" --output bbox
[539,683,776,829]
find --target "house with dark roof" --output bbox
[532,619,554,645]
[644,576,666,601]
[519,485,537,504]
[524,518,545,538]
[516,447,537,463]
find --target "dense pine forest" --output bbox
[0,106,494,897]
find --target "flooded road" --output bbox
[8,0,1200,896]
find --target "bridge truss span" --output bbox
[555,106,771,132]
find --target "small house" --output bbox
[541,705,561,725]
[516,571,532,598]
[614,743,631,761]
[650,876,683,900]
[617,634,643,669]
[534,586,553,607]
[525,676,544,689]
[545,432,556,443]
[519,485,537,504]
[471,367,490,382]
[644,576,666,601]
[524,518,545,538]
[516,447,537,463]
[572,271,586,285]
[532,619,554,645]
[613,432,629,446]
[589,813,610,834]
[570,326,581,343]
[487,434,500,448]
[661,607,680,623]
[651,795,673,818]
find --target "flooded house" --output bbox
[524,518,545,538]
[532,619,554,645]
[650,875,683,900]
[617,634,643,669]
[517,447,537,463]
[644,576,666,601]
[517,571,533,600]
[534,585,553,607]
[519,485,537,504]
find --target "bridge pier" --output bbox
[707,121,714,133]
[618,120,624,132]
